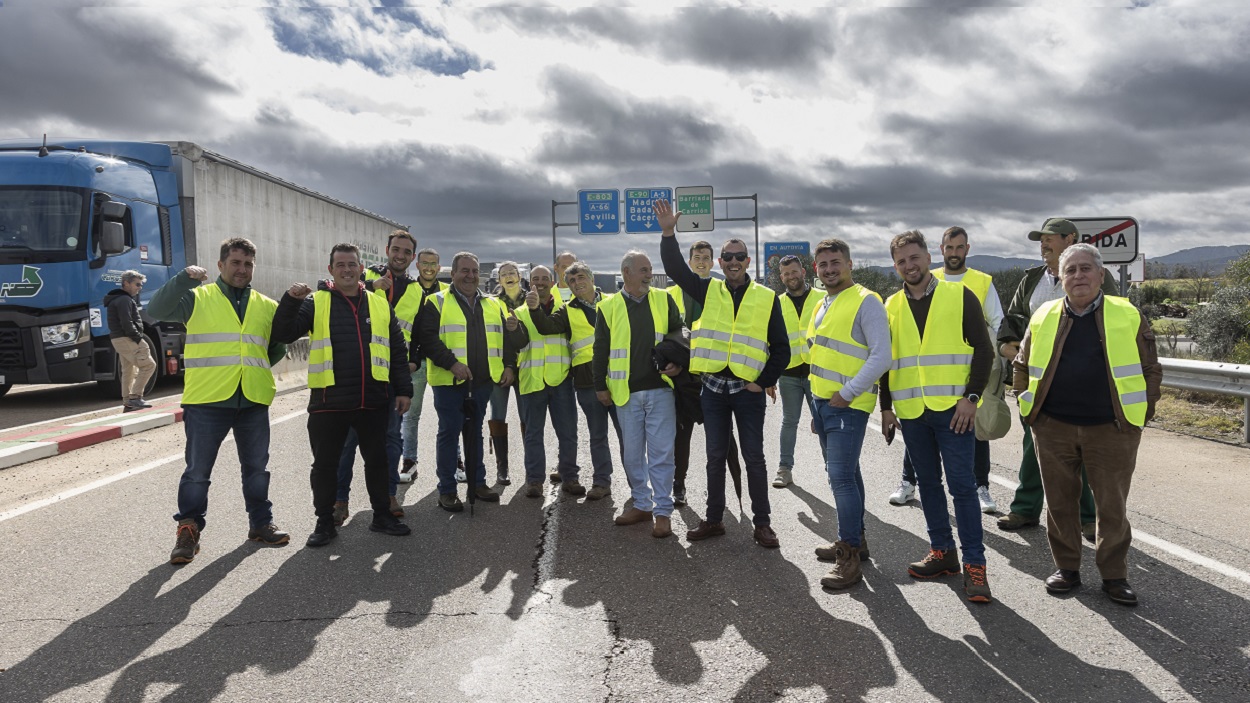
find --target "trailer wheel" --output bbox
[97,335,160,399]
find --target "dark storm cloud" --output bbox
[1081,58,1250,130]
[493,7,835,74]
[536,67,728,166]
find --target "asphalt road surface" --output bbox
[1,387,1248,702]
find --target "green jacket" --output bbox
[998,265,1120,344]
[148,271,288,408]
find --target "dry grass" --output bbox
[1151,389,1246,442]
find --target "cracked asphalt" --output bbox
[1,390,1249,702]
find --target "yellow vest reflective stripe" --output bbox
[666,284,686,320]
[806,285,880,413]
[567,300,598,367]
[1018,296,1148,426]
[601,289,673,407]
[364,269,429,343]
[933,268,993,306]
[780,288,821,368]
[308,290,391,388]
[689,280,774,382]
[425,291,505,386]
[514,302,571,394]
[183,285,277,405]
[885,280,974,420]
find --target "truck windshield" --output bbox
[0,187,88,261]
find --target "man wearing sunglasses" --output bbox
[655,200,791,548]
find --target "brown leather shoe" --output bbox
[652,515,672,538]
[614,507,653,526]
[686,520,726,541]
[753,525,780,548]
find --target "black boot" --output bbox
[489,419,511,485]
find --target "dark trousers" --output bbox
[308,407,391,523]
[702,387,770,526]
[675,406,742,490]
[902,437,991,487]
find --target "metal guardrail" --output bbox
[1160,358,1250,443]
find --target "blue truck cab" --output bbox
[0,139,185,398]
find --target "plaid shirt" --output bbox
[702,372,747,395]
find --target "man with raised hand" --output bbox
[149,237,289,564]
[529,261,621,500]
[593,250,684,538]
[271,243,413,548]
[879,230,995,603]
[554,250,578,303]
[514,265,583,498]
[399,246,450,482]
[805,239,892,590]
[656,200,790,549]
[773,254,822,489]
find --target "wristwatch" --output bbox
[965,393,980,403]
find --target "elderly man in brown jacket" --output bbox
[1013,243,1161,607]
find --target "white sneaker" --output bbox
[398,467,417,484]
[772,468,793,488]
[977,485,997,514]
[455,468,467,483]
[888,480,916,505]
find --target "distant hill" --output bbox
[1151,245,1250,274]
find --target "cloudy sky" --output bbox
[2,1,1248,275]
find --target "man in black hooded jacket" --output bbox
[104,270,156,411]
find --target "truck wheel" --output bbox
[97,335,160,399]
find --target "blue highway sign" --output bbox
[578,189,621,235]
[624,188,672,234]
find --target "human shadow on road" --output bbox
[0,543,252,703]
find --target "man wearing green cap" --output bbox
[996,218,1119,535]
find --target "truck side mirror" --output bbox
[100,221,124,255]
[100,201,128,220]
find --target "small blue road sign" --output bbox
[624,188,673,234]
[578,189,621,235]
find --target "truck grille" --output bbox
[0,327,30,368]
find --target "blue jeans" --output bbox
[174,404,273,530]
[518,377,581,484]
[433,384,489,495]
[778,375,815,469]
[901,436,990,488]
[703,386,770,526]
[488,382,519,422]
[335,405,402,501]
[816,403,869,548]
[617,388,677,517]
[576,386,621,488]
[900,407,985,566]
[401,363,428,463]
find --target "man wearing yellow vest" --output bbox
[271,243,414,547]
[656,200,791,549]
[531,261,622,501]
[1013,243,1160,606]
[515,265,582,498]
[415,252,527,512]
[879,230,995,603]
[148,238,289,564]
[773,254,823,489]
[592,249,684,537]
[553,250,577,303]
[399,246,451,481]
[890,226,1004,512]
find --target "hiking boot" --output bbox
[549,470,562,484]
[614,507,653,526]
[389,496,405,518]
[398,458,417,484]
[652,515,672,538]
[1045,569,1082,593]
[561,480,587,496]
[332,500,349,526]
[1082,522,1096,543]
[859,532,870,560]
[889,480,916,505]
[817,534,869,561]
[306,520,337,547]
[170,519,200,564]
[977,485,997,514]
[586,484,611,501]
[686,520,725,541]
[369,514,412,536]
[996,512,1039,530]
[964,563,993,603]
[438,493,464,513]
[908,548,960,579]
[753,525,780,548]
[819,541,862,589]
[247,523,290,545]
[525,481,544,498]
[772,468,793,488]
[474,484,500,502]
[1102,579,1138,606]
[672,484,687,507]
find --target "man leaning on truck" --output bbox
[148,237,290,564]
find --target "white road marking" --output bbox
[0,408,307,524]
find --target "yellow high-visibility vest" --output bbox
[689,279,775,382]
[885,280,974,420]
[514,300,571,394]
[780,288,821,368]
[308,290,391,389]
[666,284,686,320]
[933,268,993,307]
[806,285,881,413]
[1018,296,1148,426]
[183,285,277,405]
[567,297,599,367]
[425,291,505,386]
[600,289,673,406]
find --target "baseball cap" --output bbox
[1028,218,1078,241]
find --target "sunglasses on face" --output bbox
[720,252,748,262]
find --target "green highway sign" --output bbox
[675,186,713,232]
